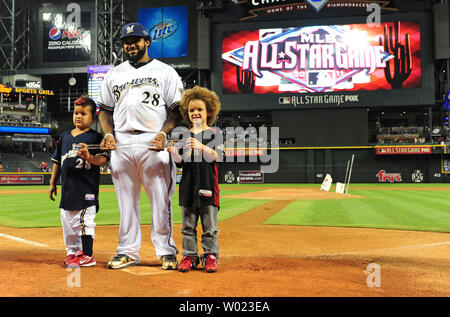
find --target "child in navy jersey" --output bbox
[49,95,109,268]
[168,86,222,273]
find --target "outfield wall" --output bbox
[219,145,450,184]
[2,146,450,185]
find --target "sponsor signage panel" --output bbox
[138,6,188,58]
[88,65,114,105]
[375,146,433,155]
[42,10,92,62]
[235,0,395,21]
[376,170,402,183]
[0,174,44,185]
[239,170,264,183]
[224,148,265,157]
[442,158,450,173]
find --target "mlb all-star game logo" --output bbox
[223,25,393,93]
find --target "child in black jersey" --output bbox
[168,86,222,273]
[49,95,109,268]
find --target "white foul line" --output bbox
[0,233,48,247]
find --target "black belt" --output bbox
[127,130,145,135]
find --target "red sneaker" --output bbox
[204,253,217,273]
[67,250,96,268]
[64,253,77,267]
[178,256,199,272]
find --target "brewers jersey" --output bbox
[97,59,184,132]
[51,129,109,211]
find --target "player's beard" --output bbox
[125,46,147,62]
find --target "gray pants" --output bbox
[181,205,219,263]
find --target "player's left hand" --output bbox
[151,132,167,151]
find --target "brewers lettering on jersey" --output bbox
[112,77,160,102]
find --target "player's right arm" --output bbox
[49,163,61,201]
[49,134,63,201]
[97,69,116,150]
[97,109,116,150]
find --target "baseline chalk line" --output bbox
[0,233,48,247]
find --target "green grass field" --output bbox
[1,183,450,233]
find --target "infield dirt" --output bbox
[1,187,450,297]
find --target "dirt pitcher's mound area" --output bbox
[224,188,363,200]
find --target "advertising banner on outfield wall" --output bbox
[238,171,264,184]
[0,175,44,185]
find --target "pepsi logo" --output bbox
[149,19,178,41]
[49,27,61,40]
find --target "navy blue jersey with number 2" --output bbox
[51,129,109,211]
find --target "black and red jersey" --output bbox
[176,127,222,209]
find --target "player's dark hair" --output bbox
[179,86,221,127]
[74,95,97,119]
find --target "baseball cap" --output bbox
[120,22,149,40]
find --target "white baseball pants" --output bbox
[60,205,97,256]
[111,131,178,261]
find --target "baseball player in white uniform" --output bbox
[97,22,184,270]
